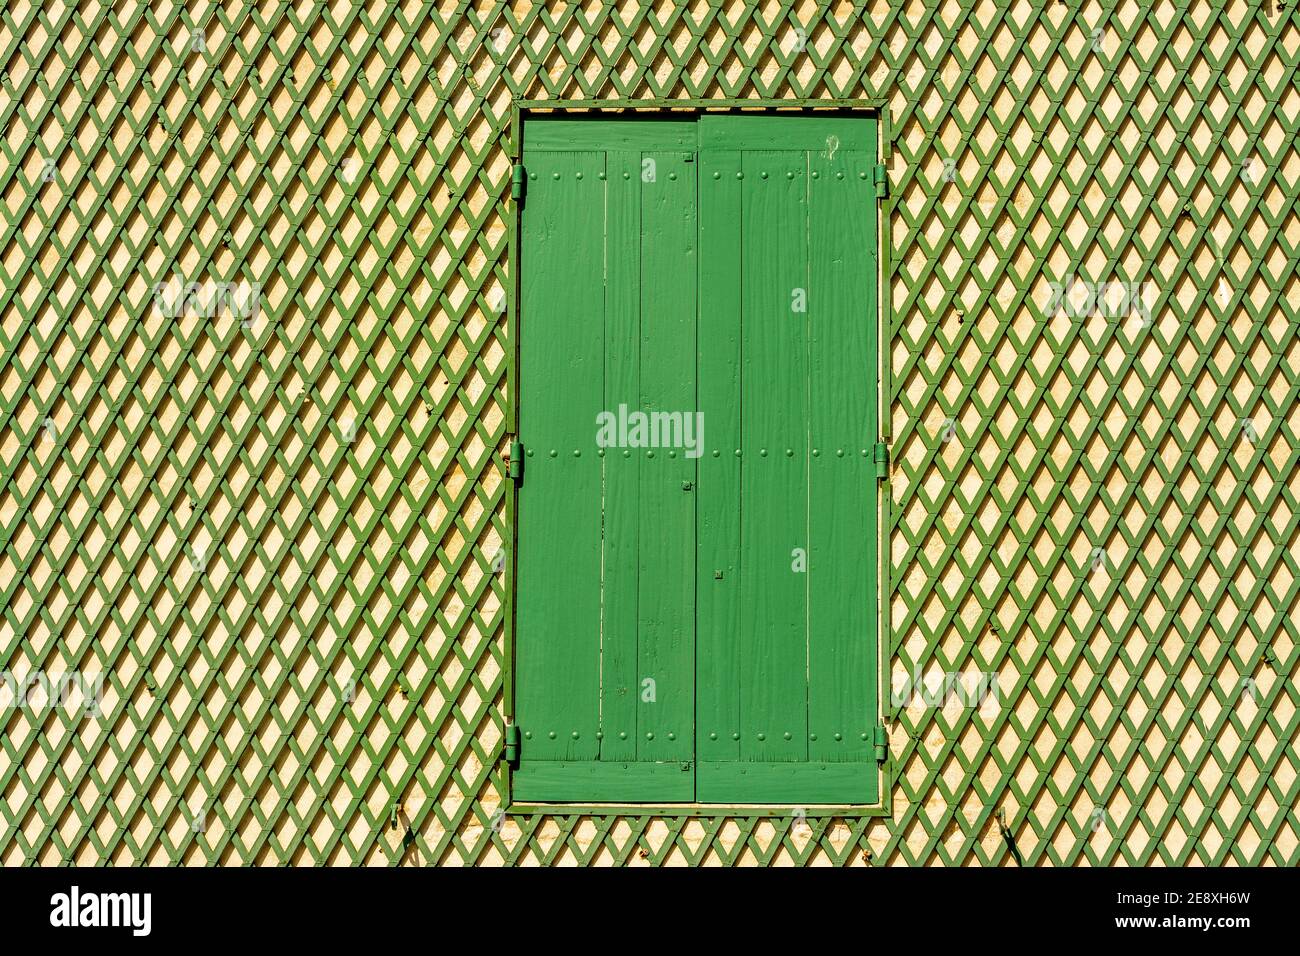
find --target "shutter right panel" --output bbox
[806,142,878,791]
[696,115,879,804]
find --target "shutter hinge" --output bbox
[873,163,888,200]
[508,439,524,482]
[512,164,526,205]
[874,441,889,480]
[874,724,888,763]
[503,723,520,765]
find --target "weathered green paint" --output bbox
[600,149,642,765]
[696,116,879,803]
[515,115,880,804]
[514,122,699,801]
[696,144,744,769]
[514,150,606,788]
[636,149,698,766]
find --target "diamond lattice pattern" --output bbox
[0,0,1297,865]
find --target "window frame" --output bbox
[502,101,893,817]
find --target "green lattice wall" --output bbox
[1,0,1297,865]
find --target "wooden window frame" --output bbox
[502,101,893,817]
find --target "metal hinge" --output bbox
[874,724,888,763]
[512,164,526,205]
[508,439,524,482]
[503,724,520,765]
[874,441,889,480]
[873,163,888,200]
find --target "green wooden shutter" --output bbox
[514,121,698,802]
[695,116,879,803]
[514,115,879,805]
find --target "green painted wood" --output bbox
[516,127,699,802]
[637,150,698,764]
[517,115,878,805]
[599,151,642,764]
[695,762,872,804]
[699,115,875,151]
[737,146,810,766]
[513,761,695,803]
[807,142,878,799]
[515,151,606,787]
[695,115,879,804]
[696,147,744,766]
[525,118,697,151]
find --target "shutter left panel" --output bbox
[514,151,606,800]
[514,145,695,803]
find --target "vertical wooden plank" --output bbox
[807,146,876,767]
[515,150,605,763]
[739,149,809,764]
[600,151,641,761]
[696,147,742,764]
[637,150,697,764]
